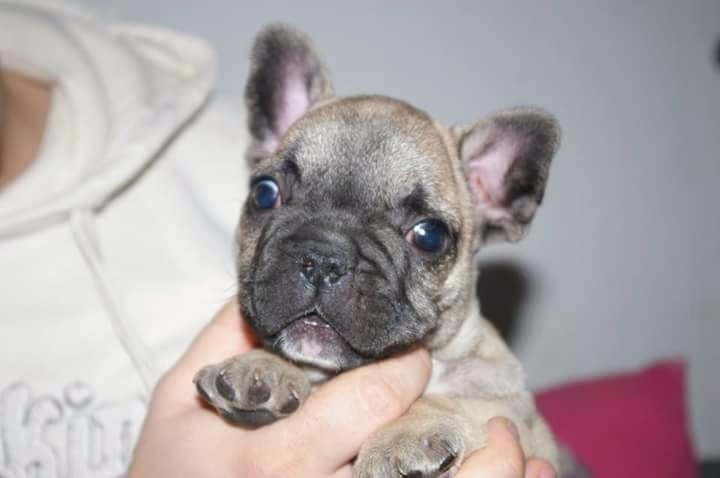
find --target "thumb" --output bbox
[254,348,432,475]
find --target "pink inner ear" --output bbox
[259,65,310,153]
[279,66,310,135]
[464,129,519,209]
[256,67,311,155]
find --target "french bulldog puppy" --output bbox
[195,24,561,477]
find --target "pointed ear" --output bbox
[245,24,334,163]
[459,108,561,242]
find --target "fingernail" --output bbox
[500,416,520,439]
[506,420,519,440]
[539,468,556,478]
[417,348,431,371]
[403,347,431,366]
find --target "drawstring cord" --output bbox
[69,209,156,392]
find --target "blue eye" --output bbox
[252,178,280,209]
[411,219,449,253]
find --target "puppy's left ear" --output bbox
[245,24,334,162]
[458,108,561,242]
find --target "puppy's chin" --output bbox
[269,315,368,372]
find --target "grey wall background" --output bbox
[87,0,720,458]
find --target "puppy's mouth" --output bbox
[265,309,368,372]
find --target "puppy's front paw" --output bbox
[194,349,310,428]
[354,420,466,478]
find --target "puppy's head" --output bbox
[236,25,560,372]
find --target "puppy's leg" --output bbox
[194,349,311,428]
[353,397,469,478]
[353,395,557,478]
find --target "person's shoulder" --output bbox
[191,96,249,140]
[160,95,251,225]
[170,95,249,164]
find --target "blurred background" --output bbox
[87,0,720,462]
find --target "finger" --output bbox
[256,348,431,475]
[155,300,257,403]
[456,416,526,478]
[525,458,556,478]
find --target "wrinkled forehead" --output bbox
[278,96,461,218]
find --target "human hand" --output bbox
[129,301,556,477]
[456,416,557,478]
[128,300,432,477]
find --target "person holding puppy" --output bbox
[0,1,554,477]
[131,302,556,478]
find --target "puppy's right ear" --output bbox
[245,24,334,163]
[458,108,560,243]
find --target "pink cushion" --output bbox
[535,360,696,478]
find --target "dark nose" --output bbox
[300,249,349,287]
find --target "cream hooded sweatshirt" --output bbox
[0,2,248,476]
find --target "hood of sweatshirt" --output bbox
[0,0,216,237]
[0,0,220,390]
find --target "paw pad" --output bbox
[194,350,311,428]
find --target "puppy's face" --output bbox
[236,26,559,372]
